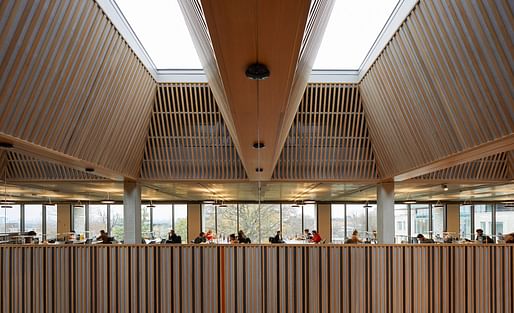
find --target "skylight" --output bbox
[313,0,400,70]
[114,0,202,69]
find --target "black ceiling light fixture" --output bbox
[245,63,270,80]
[255,167,264,172]
[0,142,14,149]
[252,141,265,149]
[85,167,95,173]
[442,184,449,191]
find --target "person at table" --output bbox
[303,229,312,240]
[346,230,363,244]
[310,230,322,243]
[96,230,111,244]
[504,232,514,243]
[167,229,182,244]
[205,229,215,241]
[475,229,494,243]
[272,230,284,243]
[193,232,206,244]
[416,233,434,243]
[238,230,251,243]
[229,233,238,244]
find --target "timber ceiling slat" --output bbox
[273,84,378,180]
[0,0,155,179]
[360,0,514,179]
[4,151,104,181]
[413,152,510,181]
[141,84,246,180]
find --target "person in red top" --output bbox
[205,229,215,241]
[311,230,322,243]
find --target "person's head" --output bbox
[199,232,205,237]
[304,229,309,234]
[417,234,425,240]
[312,230,317,234]
[206,229,212,234]
[238,230,244,235]
[276,230,281,235]
[100,230,106,235]
[169,229,175,235]
[229,234,236,240]
[504,233,514,243]
[352,230,359,236]
[476,229,484,235]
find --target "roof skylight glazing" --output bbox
[313,0,400,70]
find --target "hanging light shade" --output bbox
[100,192,115,204]
[146,200,156,208]
[433,200,444,208]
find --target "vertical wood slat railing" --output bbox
[1,245,512,313]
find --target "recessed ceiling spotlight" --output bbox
[252,142,265,149]
[442,184,449,191]
[85,167,95,172]
[255,167,264,172]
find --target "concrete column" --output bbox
[317,203,331,242]
[57,203,71,234]
[377,182,395,244]
[188,203,201,243]
[123,181,141,244]
[446,203,460,233]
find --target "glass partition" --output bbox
[152,204,173,239]
[45,204,57,240]
[394,204,409,242]
[89,204,107,239]
[216,204,238,239]
[496,204,514,240]
[460,205,472,239]
[411,204,430,238]
[0,204,20,233]
[24,204,43,234]
[432,204,445,240]
[110,204,124,242]
[281,204,304,240]
[474,204,493,238]
[346,204,367,238]
[331,204,345,243]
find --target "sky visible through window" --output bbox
[115,0,399,71]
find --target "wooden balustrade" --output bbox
[1,244,512,313]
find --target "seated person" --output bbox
[303,229,312,240]
[475,229,494,243]
[271,230,284,243]
[96,230,111,244]
[504,232,514,243]
[166,229,182,244]
[205,229,215,241]
[193,232,206,244]
[310,230,322,243]
[238,230,251,243]
[229,233,238,244]
[416,233,435,243]
[345,230,363,244]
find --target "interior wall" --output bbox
[446,203,460,234]
[317,203,331,242]
[57,203,71,235]
[188,203,201,242]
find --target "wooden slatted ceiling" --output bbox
[273,84,378,180]
[4,151,104,181]
[412,152,510,181]
[0,0,155,179]
[360,0,514,179]
[141,83,246,180]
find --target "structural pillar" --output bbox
[317,203,331,242]
[123,180,141,244]
[377,181,395,243]
[446,203,460,233]
[57,203,71,235]
[188,203,201,243]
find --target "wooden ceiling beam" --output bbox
[180,0,334,180]
[394,134,514,181]
[0,133,128,181]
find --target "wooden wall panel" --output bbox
[0,0,155,178]
[273,84,378,180]
[360,0,514,178]
[141,83,246,180]
[5,150,105,181]
[1,245,512,313]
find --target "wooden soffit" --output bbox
[180,0,334,180]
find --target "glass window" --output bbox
[152,204,173,240]
[202,204,216,235]
[368,204,377,234]
[394,204,409,243]
[411,204,430,238]
[216,204,237,239]
[474,204,493,238]
[141,204,152,238]
[0,204,20,233]
[110,204,124,242]
[89,204,108,239]
[73,205,86,236]
[432,204,445,239]
[460,205,472,239]
[346,204,367,238]
[304,204,317,235]
[45,204,57,240]
[331,204,345,243]
[173,204,188,242]
[24,204,43,234]
[496,204,514,239]
[281,204,304,240]
[238,203,280,243]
